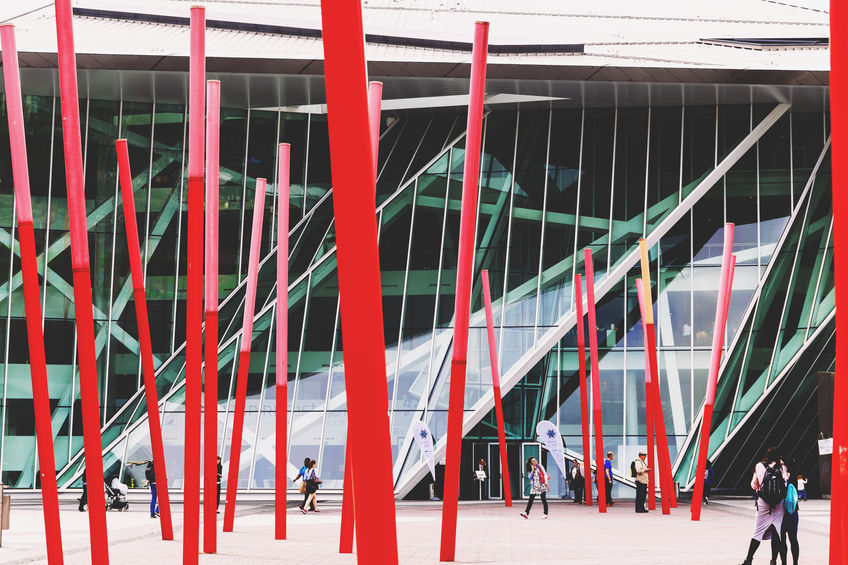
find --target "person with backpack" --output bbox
[778,482,800,565]
[739,447,789,565]
[632,451,650,513]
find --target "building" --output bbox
[0,0,832,501]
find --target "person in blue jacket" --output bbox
[703,459,714,505]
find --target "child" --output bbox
[796,475,807,501]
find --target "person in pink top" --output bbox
[739,447,789,565]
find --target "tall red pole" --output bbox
[203,79,220,553]
[275,143,290,541]
[635,279,656,511]
[223,179,267,532]
[0,24,65,565]
[691,224,735,520]
[583,249,607,513]
[115,140,174,541]
[832,4,848,561]
[439,22,489,561]
[339,80,383,554]
[574,274,594,506]
[184,7,205,562]
[52,2,110,562]
[320,1,399,562]
[638,240,673,514]
[481,270,512,507]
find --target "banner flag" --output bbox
[536,421,567,480]
[412,420,436,480]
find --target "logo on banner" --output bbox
[535,420,567,480]
[412,420,436,480]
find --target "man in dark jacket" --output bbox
[146,461,159,518]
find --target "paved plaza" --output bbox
[0,494,830,564]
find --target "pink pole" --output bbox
[184,7,205,562]
[691,224,735,521]
[574,274,594,506]
[203,79,220,553]
[115,140,174,541]
[583,249,607,513]
[481,270,512,507]
[340,79,384,554]
[439,21,488,562]
[275,144,290,541]
[319,1,399,562]
[52,2,111,561]
[635,279,656,511]
[832,5,848,560]
[223,179,267,532]
[0,24,65,565]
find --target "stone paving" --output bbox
[1,494,830,564]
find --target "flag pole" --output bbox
[52,2,111,561]
[583,248,607,513]
[0,23,65,564]
[481,270,512,507]
[275,144,290,541]
[574,274,593,506]
[223,179,267,532]
[635,279,656,511]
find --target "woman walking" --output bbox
[739,447,788,565]
[520,457,549,519]
[300,459,321,514]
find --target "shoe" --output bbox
[636,509,649,513]
[314,509,321,513]
[541,514,549,519]
[151,515,157,519]
[739,560,752,565]
[704,497,709,505]
[520,512,528,519]
[300,507,307,515]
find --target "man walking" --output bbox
[633,451,650,513]
[146,460,159,518]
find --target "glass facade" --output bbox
[0,81,832,500]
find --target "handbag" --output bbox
[297,479,306,494]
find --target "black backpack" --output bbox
[758,464,787,508]
[630,461,637,478]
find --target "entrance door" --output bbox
[521,442,541,497]
[488,442,501,499]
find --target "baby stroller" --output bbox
[105,481,129,512]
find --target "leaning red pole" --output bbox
[275,143,290,541]
[320,1,399,562]
[574,274,594,506]
[0,24,65,565]
[691,224,735,521]
[53,2,110,562]
[115,140,174,541]
[223,179,267,532]
[369,81,383,175]
[583,249,607,513]
[203,79,220,553]
[635,279,656,511]
[829,4,847,560]
[481,270,512,507]
[184,7,205,562]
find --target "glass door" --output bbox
[521,442,541,497]
[488,442,501,499]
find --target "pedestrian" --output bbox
[520,457,549,519]
[216,456,223,513]
[779,486,800,565]
[78,476,87,512]
[145,461,159,518]
[300,459,321,514]
[294,456,317,512]
[796,475,807,501]
[704,459,714,505]
[633,451,649,513]
[738,447,789,565]
[571,460,585,504]
[604,451,614,505]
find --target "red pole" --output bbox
[481,270,512,507]
[691,224,735,521]
[115,140,174,541]
[275,143,290,541]
[184,7,205,562]
[203,79,220,553]
[573,274,593,506]
[833,4,848,560]
[52,2,110,562]
[0,24,65,565]
[339,80,384,554]
[223,179,267,532]
[638,240,673,514]
[583,249,607,513]
[439,22,489,561]
[635,279,656,511]
[320,1,399,562]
